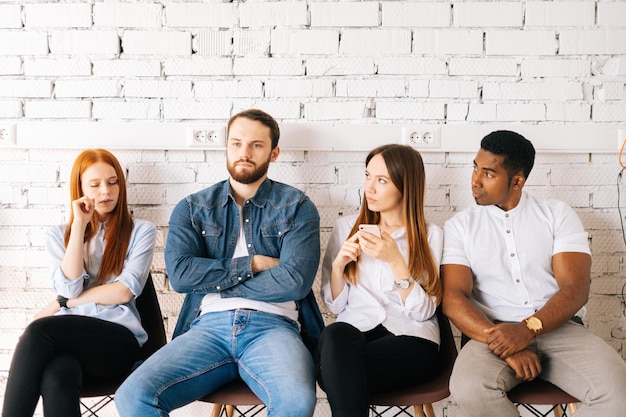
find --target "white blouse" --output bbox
[321,214,444,345]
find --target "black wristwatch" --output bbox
[56,295,69,309]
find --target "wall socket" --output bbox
[0,124,17,145]
[401,126,442,149]
[187,126,226,148]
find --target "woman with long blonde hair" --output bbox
[2,149,156,417]
[319,144,443,417]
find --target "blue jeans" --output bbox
[115,310,316,417]
[447,320,626,417]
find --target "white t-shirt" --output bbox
[442,192,590,323]
[321,214,444,345]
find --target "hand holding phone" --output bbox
[358,224,381,238]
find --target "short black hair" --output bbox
[480,130,535,179]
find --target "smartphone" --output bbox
[358,224,381,237]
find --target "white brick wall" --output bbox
[1,1,626,416]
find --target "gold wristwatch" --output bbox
[525,316,543,334]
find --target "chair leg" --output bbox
[423,403,436,417]
[553,405,564,417]
[567,403,579,415]
[225,405,235,417]
[211,404,223,417]
[413,404,426,417]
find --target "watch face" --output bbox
[397,280,409,289]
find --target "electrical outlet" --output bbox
[0,123,17,146]
[401,126,441,149]
[187,126,226,148]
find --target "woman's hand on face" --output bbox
[332,233,362,270]
[71,196,95,226]
[33,299,61,321]
[358,229,401,263]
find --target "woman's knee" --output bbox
[319,322,361,353]
[40,354,82,397]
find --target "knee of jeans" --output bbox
[268,389,316,416]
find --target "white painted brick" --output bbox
[25,100,91,119]
[382,2,449,27]
[123,31,191,56]
[375,101,445,120]
[413,29,483,55]
[496,103,546,121]
[24,57,91,77]
[311,2,379,27]
[50,30,120,55]
[162,99,231,120]
[306,57,375,76]
[340,29,411,55]
[92,100,161,120]
[598,2,626,27]
[233,57,304,76]
[305,101,367,121]
[592,103,626,122]
[467,103,497,121]
[234,28,271,56]
[125,80,192,99]
[0,32,48,55]
[429,80,478,99]
[265,79,333,98]
[271,29,338,55]
[127,185,165,205]
[449,58,518,76]
[0,100,22,118]
[407,80,431,97]
[521,58,590,78]
[95,2,162,28]
[546,102,591,122]
[600,57,626,76]
[240,2,308,28]
[596,82,625,101]
[487,30,556,55]
[0,5,22,29]
[55,80,121,98]
[164,58,231,76]
[237,100,302,120]
[166,3,235,28]
[483,80,583,101]
[0,80,51,98]
[377,57,447,75]
[447,103,469,121]
[526,2,594,27]
[25,3,92,28]
[94,59,162,77]
[336,79,405,98]
[0,56,22,75]
[196,30,232,56]
[0,207,60,225]
[560,30,626,55]
[454,2,522,28]
[195,80,263,98]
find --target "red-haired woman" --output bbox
[2,149,156,417]
[319,144,443,417]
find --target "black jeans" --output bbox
[2,315,139,417]
[319,322,439,417]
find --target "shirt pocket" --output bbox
[260,220,294,257]
[196,221,222,256]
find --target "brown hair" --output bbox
[227,109,280,149]
[344,144,442,304]
[65,149,133,285]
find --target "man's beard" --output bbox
[227,157,271,185]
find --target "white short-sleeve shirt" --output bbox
[442,192,590,323]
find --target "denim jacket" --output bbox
[165,178,322,346]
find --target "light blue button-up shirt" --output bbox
[45,219,157,346]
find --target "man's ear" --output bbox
[512,174,525,190]
[270,146,280,162]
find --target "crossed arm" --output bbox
[441,251,591,381]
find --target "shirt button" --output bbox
[524,301,529,304]
[247,243,252,247]
[505,213,509,218]
[238,277,243,281]
[202,230,206,235]
[247,274,251,278]
[506,229,511,233]
[278,231,282,236]
[245,219,250,223]
[510,253,515,257]
[216,285,221,290]
[516,279,520,283]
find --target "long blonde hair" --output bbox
[344,144,442,304]
[65,149,133,285]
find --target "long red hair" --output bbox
[65,149,133,284]
[344,144,442,305]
